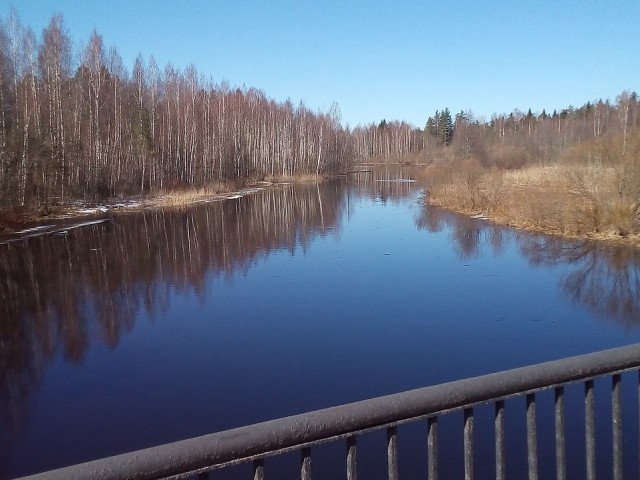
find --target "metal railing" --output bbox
[18,343,640,480]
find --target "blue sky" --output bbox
[2,1,639,128]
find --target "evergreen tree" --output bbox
[440,108,453,145]
[425,109,453,146]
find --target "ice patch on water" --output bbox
[374,179,416,183]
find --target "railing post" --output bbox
[585,379,595,480]
[253,458,264,480]
[495,400,505,480]
[464,408,474,480]
[301,447,311,480]
[346,436,357,480]
[526,393,538,480]
[428,416,438,480]
[555,387,566,480]
[612,374,622,480]
[387,426,398,480]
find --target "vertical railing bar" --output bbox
[612,373,622,480]
[387,426,398,480]
[428,416,439,480]
[585,379,595,480]
[253,458,264,480]
[555,387,566,480]
[464,408,474,480]
[301,447,311,480]
[526,393,538,480]
[346,436,357,480]
[495,400,505,480]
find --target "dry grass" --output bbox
[424,162,640,244]
[150,182,234,207]
[263,173,323,183]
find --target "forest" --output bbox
[0,12,353,214]
[1,11,639,239]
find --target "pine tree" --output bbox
[440,108,453,145]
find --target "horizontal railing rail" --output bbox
[17,343,640,480]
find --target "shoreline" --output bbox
[0,176,326,242]
[425,197,640,248]
[3,169,639,249]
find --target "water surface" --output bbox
[1,166,639,479]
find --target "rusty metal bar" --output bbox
[585,379,595,480]
[527,393,538,480]
[301,447,311,480]
[495,400,505,480]
[555,386,566,480]
[17,343,640,480]
[612,374,622,480]
[428,416,438,480]
[387,426,398,480]
[464,408,474,480]
[346,436,357,480]
[253,458,264,480]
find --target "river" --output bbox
[1,166,640,479]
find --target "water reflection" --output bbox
[418,204,640,328]
[350,164,423,202]
[0,182,346,434]
[518,235,640,329]
[417,205,506,259]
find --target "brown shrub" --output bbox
[491,145,531,169]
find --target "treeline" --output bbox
[343,89,640,174]
[352,119,425,161]
[363,91,640,170]
[0,12,353,211]
[426,93,640,169]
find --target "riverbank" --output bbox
[0,174,327,239]
[422,162,640,246]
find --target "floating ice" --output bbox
[374,179,416,183]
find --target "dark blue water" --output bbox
[1,166,639,479]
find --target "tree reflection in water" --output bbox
[418,204,640,328]
[416,205,506,259]
[518,236,640,329]
[350,164,420,203]
[0,182,346,435]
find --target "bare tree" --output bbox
[38,14,70,207]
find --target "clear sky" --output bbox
[2,1,639,128]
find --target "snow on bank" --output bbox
[69,200,143,216]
